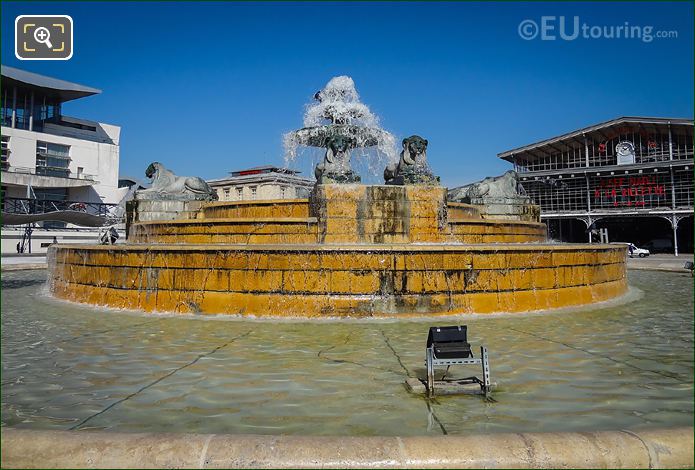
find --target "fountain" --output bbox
[283,76,396,183]
[8,78,691,466]
[46,77,628,317]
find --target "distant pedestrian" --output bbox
[52,236,58,245]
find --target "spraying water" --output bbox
[283,76,397,183]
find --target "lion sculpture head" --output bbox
[325,134,356,163]
[145,162,160,179]
[401,135,428,166]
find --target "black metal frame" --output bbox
[2,197,118,217]
[425,326,491,398]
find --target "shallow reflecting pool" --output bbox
[1,269,693,436]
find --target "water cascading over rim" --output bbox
[283,76,397,183]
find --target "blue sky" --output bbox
[1,1,693,187]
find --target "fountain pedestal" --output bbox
[312,184,448,244]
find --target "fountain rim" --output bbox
[132,217,318,226]
[130,217,546,228]
[201,198,310,207]
[50,242,627,253]
[2,427,692,469]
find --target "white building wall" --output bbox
[2,119,123,204]
[214,182,305,201]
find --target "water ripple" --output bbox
[1,270,693,436]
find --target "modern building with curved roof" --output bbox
[1,65,125,253]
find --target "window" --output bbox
[32,96,62,132]
[14,91,30,130]
[36,141,70,178]
[236,187,243,200]
[1,88,11,127]
[34,188,68,201]
[250,186,257,200]
[280,186,287,199]
[1,135,10,171]
[224,188,231,200]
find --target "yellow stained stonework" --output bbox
[48,185,629,317]
[48,243,628,317]
[128,189,547,245]
[199,199,310,219]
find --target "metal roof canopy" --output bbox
[498,116,694,163]
[1,65,101,103]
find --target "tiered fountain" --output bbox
[47,77,627,317]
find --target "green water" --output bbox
[1,270,693,436]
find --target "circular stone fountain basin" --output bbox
[48,243,626,316]
[51,185,626,317]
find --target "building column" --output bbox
[28,92,34,131]
[582,139,592,244]
[670,165,677,212]
[671,214,679,257]
[667,136,678,254]
[11,87,16,128]
[668,122,673,160]
[585,172,592,244]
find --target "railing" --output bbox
[2,166,98,181]
[2,197,120,218]
[516,149,694,173]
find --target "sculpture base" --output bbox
[311,184,448,244]
[125,199,204,238]
[385,168,440,186]
[317,171,361,184]
[450,196,541,222]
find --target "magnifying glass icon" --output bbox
[33,27,53,49]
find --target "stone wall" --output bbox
[470,197,541,222]
[311,185,448,244]
[127,195,546,245]
[50,185,630,318]
[48,243,627,316]
[130,218,319,245]
[125,199,204,239]
[3,427,692,469]
[200,199,310,219]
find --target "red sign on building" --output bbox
[593,175,666,207]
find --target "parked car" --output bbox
[643,238,673,253]
[627,243,650,258]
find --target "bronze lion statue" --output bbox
[384,135,438,185]
[315,134,360,183]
